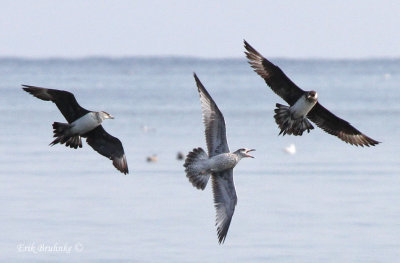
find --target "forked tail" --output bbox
[50,122,82,149]
[274,103,314,136]
[183,147,210,190]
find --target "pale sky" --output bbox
[1,0,399,58]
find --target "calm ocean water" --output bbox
[0,57,399,262]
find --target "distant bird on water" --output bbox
[284,144,296,155]
[176,151,184,160]
[22,85,128,174]
[146,154,158,163]
[244,40,380,147]
[184,73,255,244]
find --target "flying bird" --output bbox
[244,40,379,147]
[22,85,128,174]
[184,73,255,244]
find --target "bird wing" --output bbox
[307,103,380,146]
[84,126,129,174]
[194,73,230,157]
[211,169,237,244]
[22,85,89,123]
[244,40,304,106]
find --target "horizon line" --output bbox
[0,55,399,62]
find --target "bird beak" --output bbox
[109,115,114,119]
[245,149,256,158]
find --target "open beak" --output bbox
[245,149,256,158]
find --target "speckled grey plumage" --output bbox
[184,74,254,244]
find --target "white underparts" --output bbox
[70,112,102,135]
[290,96,317,119]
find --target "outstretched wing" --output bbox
[244,40,304,106]
[22,85,89,123]
[194,73,229,157]
[211,170,237,244]
[307,103,380,146]
[84,126,129,174]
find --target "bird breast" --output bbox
[290,95,317,119]
[207,153,239,172]
[70,112,102,135]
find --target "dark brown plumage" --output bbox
[244,40,380,147]
[23,85,128,174]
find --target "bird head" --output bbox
[235,148,256,158]
[99,111,114,120]
[306,90,318,102]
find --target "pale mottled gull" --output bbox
[244,40,380,147]
[184,73,255,244]
[22,85,128,174]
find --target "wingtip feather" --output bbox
[113,154,129,174]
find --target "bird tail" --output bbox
[183,147,210,190]
[50,122,82,149]
[274,103,314,136]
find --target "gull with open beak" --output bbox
[184,73,255,244]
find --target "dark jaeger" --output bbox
[244,40,379,147]
[23,85,128,174]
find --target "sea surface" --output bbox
[0,57,399,262]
